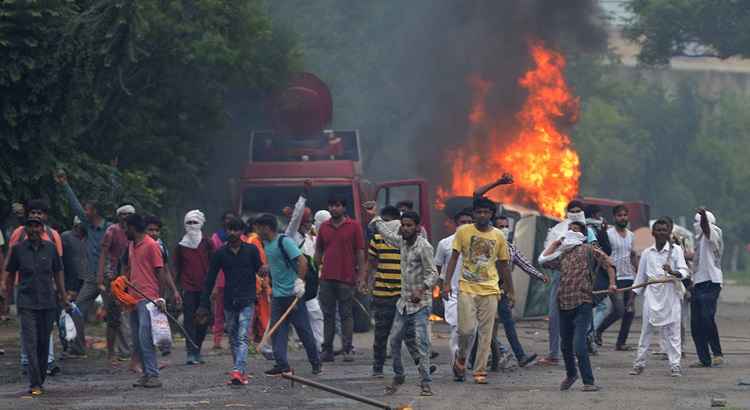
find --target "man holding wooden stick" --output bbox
[255,214,321,377]
[628,218,689,377]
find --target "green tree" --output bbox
[624,0,750,65]
[0,0,299,225]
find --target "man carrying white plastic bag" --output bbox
[122,214,181,388]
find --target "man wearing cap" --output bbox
[5,199,63,375]
[2,216,69,396]
[690,207,725,368]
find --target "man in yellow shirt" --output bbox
[443,196,510,384]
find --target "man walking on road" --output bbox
[198,218,262,386]
[255,214,321,377]
[174,210,214,365]
[3,216,69,396]
[442,196,511,385]
[368,206,438,397]
[315,196,366,363]
[595,205,638,350]
[690,208,725,368]
[123,214,181,388]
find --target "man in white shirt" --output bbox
[435,209,473,362]
[595,205,638,350]
[629,218,689,377]
[689,208,724,368]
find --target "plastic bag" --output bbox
[146,301,172,349]
[59,310,77,342]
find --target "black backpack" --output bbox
[278,234,318,301]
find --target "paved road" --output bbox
[0,297,748,409]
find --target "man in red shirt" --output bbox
[314,196,366,363]
[174,210,214,365]
[124,214,181,388]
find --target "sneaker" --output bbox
[519,353,538,368]
[420,383,433,397]
[342,350,354,362]
[538,356,559,366]
[629,366,644,376]
[46,365,61,376]
[186,355,200,365]
[264,366,291,377]
[320,350,335,363]
[229,370,246,385]
[142,376,163,388]
[712,356,724,367]
[372,368,384,378]
[312,363,322,375]
[29,387,43,396]
[689,361,710,368]
[560,376,578,391]
[133,376,148,387]
[582,384,600,392]
[671,367,682,378]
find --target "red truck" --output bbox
[232,72,431,235]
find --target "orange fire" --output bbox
[437,42,580,218]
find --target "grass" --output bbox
[724,270,750,286]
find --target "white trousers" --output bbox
[635,320,681,370]
[306,298,325,347]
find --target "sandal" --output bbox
[452,355,466,382]
[473,372,488,384]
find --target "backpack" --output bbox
[278,234,318,301]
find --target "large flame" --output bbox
[437,42,580,218]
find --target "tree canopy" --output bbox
[0,0,299,224]
[624,0,750,65]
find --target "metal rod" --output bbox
[124,278,199,350]
[281,373,394,410]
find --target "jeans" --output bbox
[182,290,210,360]
[497,294,526,360]
[548,271,561,359]
[130,300,159,378]
[690,282,723,366]
[560,303,595,385]
[372,296,398,371]
[19,308,56,388]
[319,280,354,353]
[271,296,320,370]
[225,305,254,374]
[20,332,54,366]
[595,279,635,346]
[592,297,611,331]
[391,306,432,384]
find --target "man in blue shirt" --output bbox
[254,214,321,377]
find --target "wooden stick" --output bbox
[281,373,398,409]
[259,296,300,348]
[592,278,677,295]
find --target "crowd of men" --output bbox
[0,172,730,398]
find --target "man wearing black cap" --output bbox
[2,216,68,396]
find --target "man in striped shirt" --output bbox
[367,206,402,377]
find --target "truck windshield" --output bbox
[241,185,355,224]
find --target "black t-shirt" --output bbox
[7,240,62,310]
[201,242,261,311]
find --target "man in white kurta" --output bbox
[630,219,689,377]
